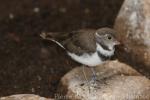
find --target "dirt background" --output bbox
[0,0,124,98]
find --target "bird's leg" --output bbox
[82,65,91,92]
[90,67,102,89]
[90,67,97,83]
[82,65,89,83]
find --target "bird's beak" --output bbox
[114,40,120,45]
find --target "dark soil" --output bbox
[0,0,124,98]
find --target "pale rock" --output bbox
[0,94,53,100]
[57,61,150,100]
[114,0,150,70]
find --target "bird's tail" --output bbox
[40,32,65,49]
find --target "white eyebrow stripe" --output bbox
[96,32,101,37]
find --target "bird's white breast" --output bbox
[67,44,114,67]
[67,52,102,66]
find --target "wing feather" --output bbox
[40,29,97,55]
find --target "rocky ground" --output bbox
[58,61,150,100]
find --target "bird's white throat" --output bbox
[96,43,114,57]
[67,43,114,66]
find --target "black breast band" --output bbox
[97,51,110,61]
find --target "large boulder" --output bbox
[114,0,150,71]
[0,94,53,100]
[57,61,150,100]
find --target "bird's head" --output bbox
[95,28,120,51]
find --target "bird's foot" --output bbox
[88,75,101,89]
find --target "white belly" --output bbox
[67,52,102,66]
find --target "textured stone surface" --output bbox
[0,94,53,100]
[114,0,150,71]
[57,61,150,100]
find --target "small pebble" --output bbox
[33,7,40,13]
[31,88,35,93]
[59,7,66,13]
[37,75,42,81]
[9,13,14,19]
[84,8,90,14]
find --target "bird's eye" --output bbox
[107,36,112,40]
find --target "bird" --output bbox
[40,27,120,84]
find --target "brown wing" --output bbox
[62,29,96,55]
[40,29,97,55]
